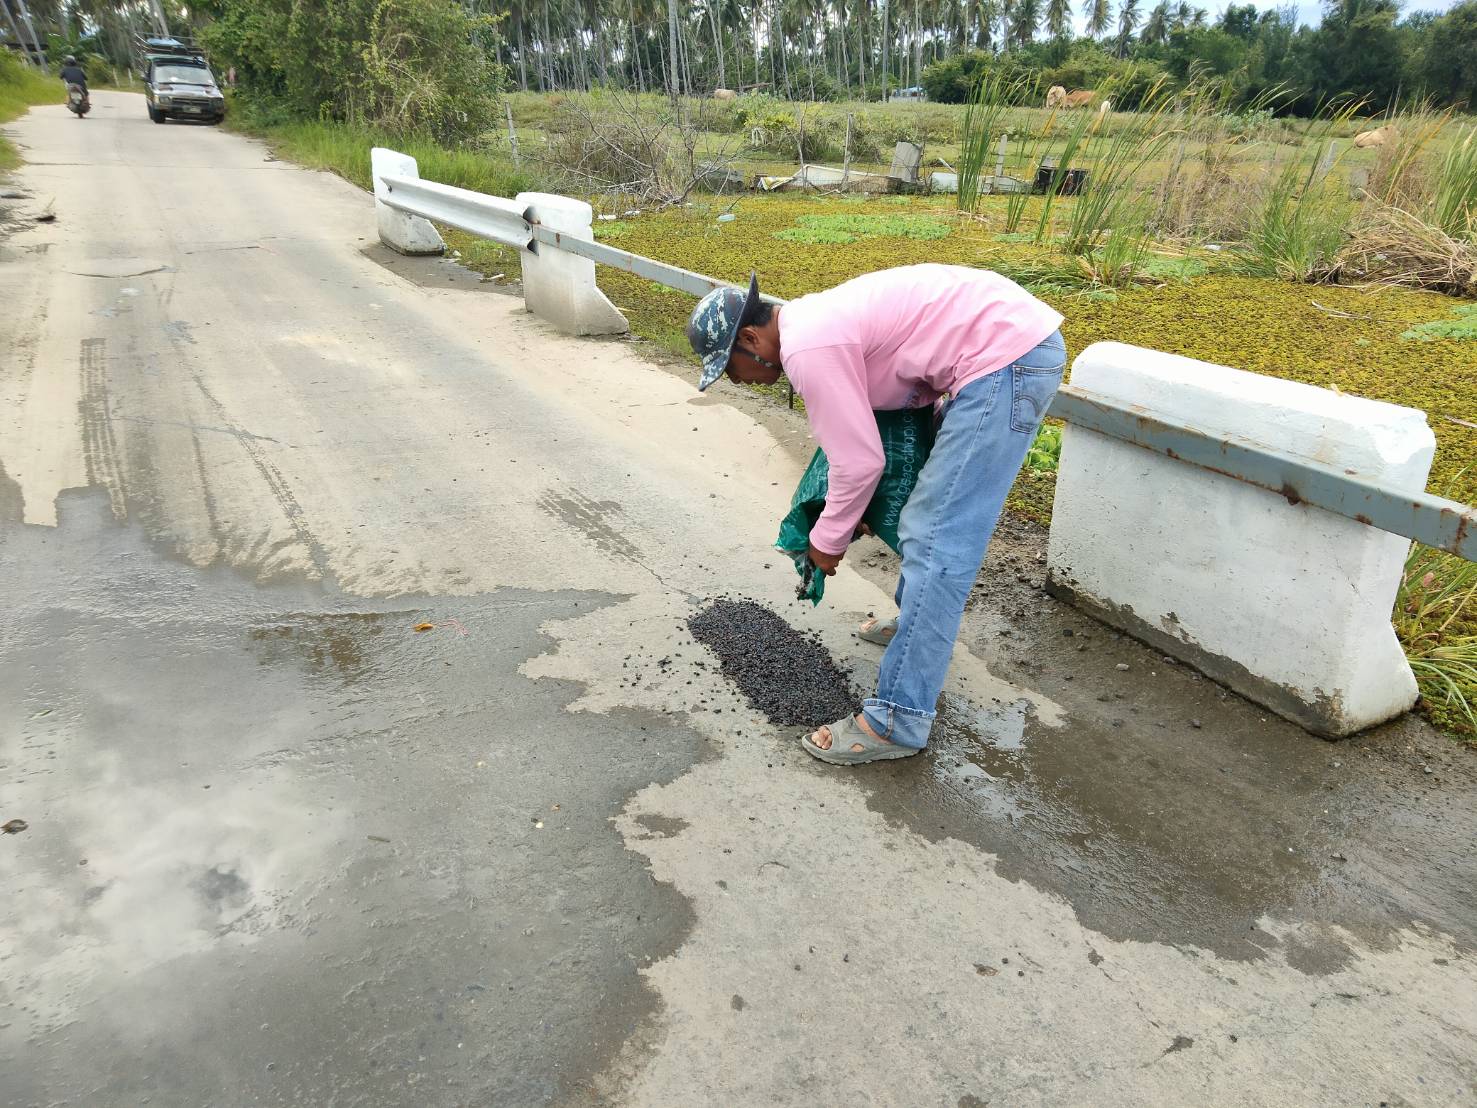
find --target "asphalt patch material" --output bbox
[688,599,857,727]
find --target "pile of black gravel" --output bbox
[687,599,857,728]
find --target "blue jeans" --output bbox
[861,330,1067,749]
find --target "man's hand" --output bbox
[808,544,843,576]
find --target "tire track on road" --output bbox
[187,370,334,581]
[77,337,127,519]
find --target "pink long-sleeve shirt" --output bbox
[779,264,1064,555]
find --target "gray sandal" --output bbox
[857,616,897,645]
[801,715,920,766]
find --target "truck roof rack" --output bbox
[133,34,207,63]
[133,33,210,78]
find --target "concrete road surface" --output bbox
[3,92,1475,1106]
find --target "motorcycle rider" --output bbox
[59,54,89,97]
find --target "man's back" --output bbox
[60,64,88,88]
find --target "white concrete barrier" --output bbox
[1047,342,1435,737]
[514,192,628,337]
[371,148,445,256]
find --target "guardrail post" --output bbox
[371,148,445,256]
[1046,342,1435,737]
[514,193,628,337]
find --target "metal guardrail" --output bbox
[376,167,1477,563]
[531,225,755,300]
[378,174,534,251]
[1051,388,1475,561]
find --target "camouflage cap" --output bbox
[687,273,761,391]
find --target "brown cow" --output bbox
[1045,85,1067,109]
[713,88,737,101]
[1061,89,1099,109]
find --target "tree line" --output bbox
[924,1,1477,114]
[4,0,1475,119]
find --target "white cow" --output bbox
[1353,124,1398,149]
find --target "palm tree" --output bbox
[1010,0,1040,46]
[997,0,1015,50]
[1045,0,1072,39]
[1116,0,1141,54]
[666,0,681,98]
[976,0,1000,47]
[1140,0,1170,44]
[1086,0,1112,38]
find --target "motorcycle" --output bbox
[66,84,91,118]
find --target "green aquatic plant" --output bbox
[772,213,954,245]
[1139,255,1210,281]
[1025,424,1063,472]
[1402,305,1477,342]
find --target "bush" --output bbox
[699,95,748,133]
[360,0,503,142]
[203,0,504,142]
[747,109,842,162]
[536,91,734,203]
[82,54,112,86]
[854,103,961,146]
[922,51,1022,104]
[779,67,845,102]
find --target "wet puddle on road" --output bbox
[665,587,1477,966]
[0,490,708,1104]
[860,681,1477,966]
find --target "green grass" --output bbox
[1395,543,1477,738]
[219,97,538,282]
[0,53,60,172]
[1236,135,1356,284]
[225,97,534,198]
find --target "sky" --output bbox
[1070,0,1465,33]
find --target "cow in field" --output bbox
[713,88,737,101]
[1061,90,1099,109]
[1353,124,1398,149]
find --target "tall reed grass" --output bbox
[1237,102,1362,282]
[1431,125,1477,243]
[957,72,1180,285]
[1056,84,1175,282]
[955,71,1033,212]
